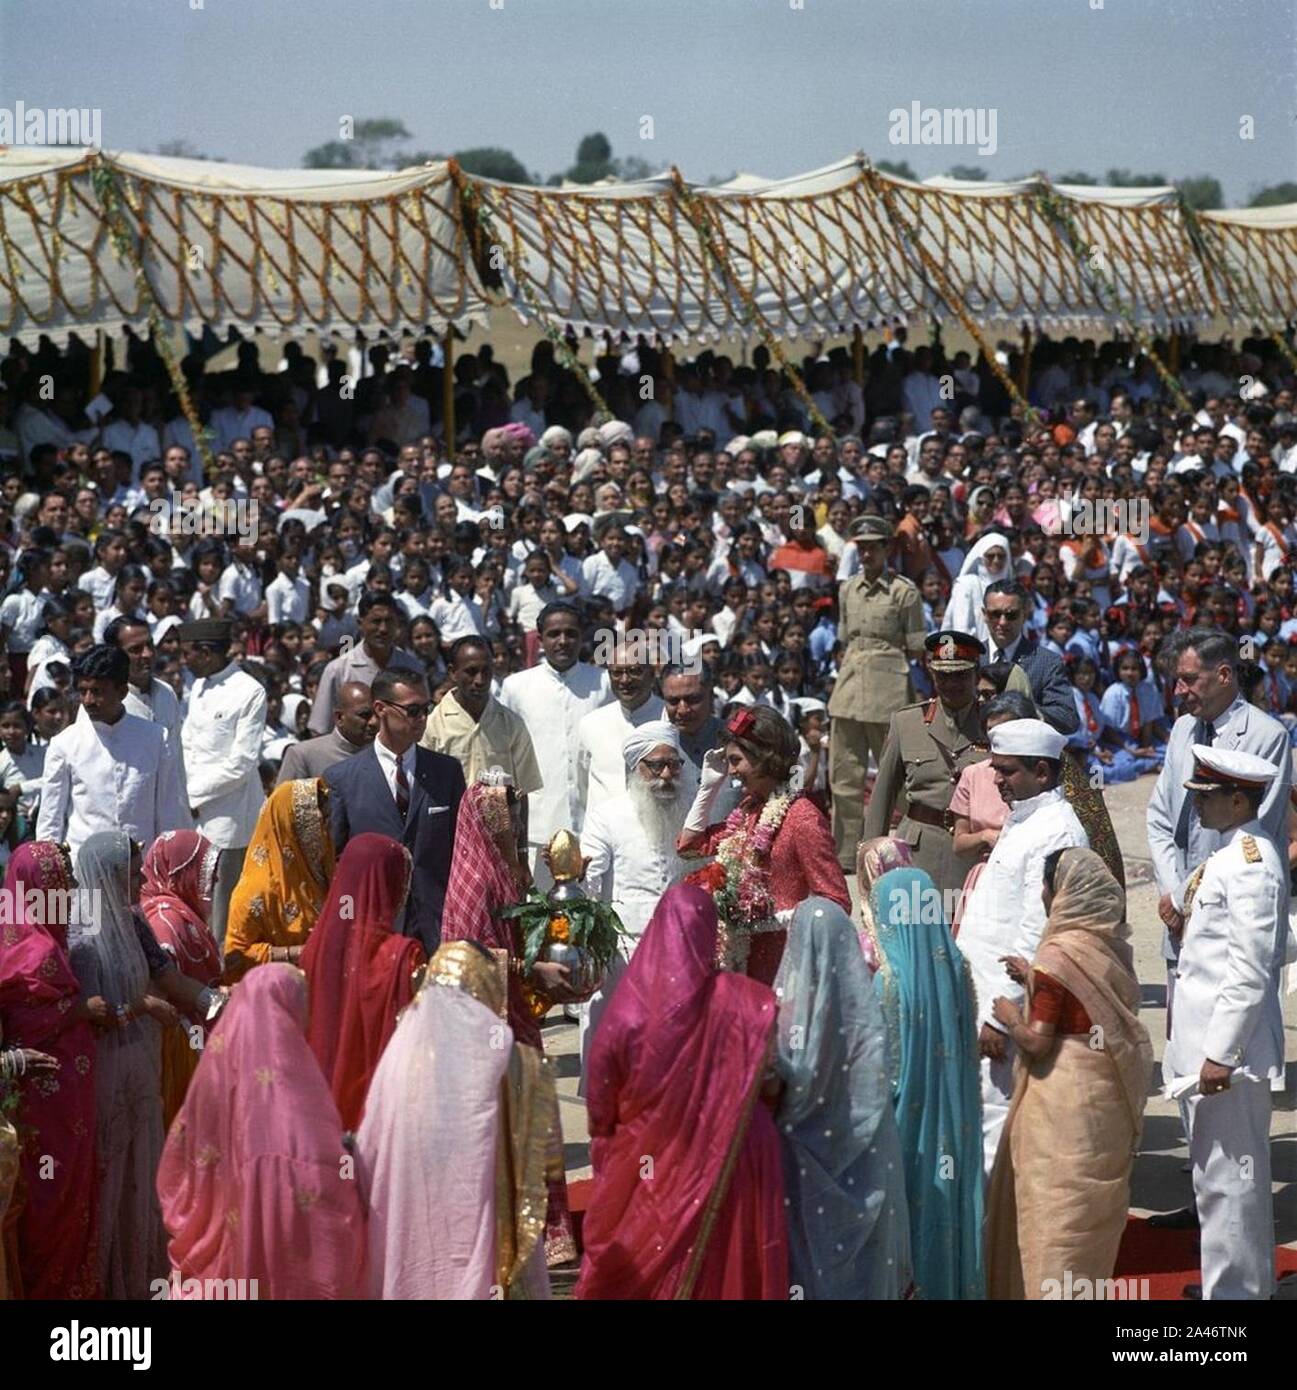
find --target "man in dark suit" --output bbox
[324,667,466,954]
[276,680,376,785]
[982,580,1079,735]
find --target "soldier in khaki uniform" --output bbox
[828,514,926,868]
[861,629,990,902]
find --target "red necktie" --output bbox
[395,756,410,820]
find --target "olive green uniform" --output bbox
[860,696,989,903]
[827,569,926,867]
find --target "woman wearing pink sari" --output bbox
[576,884,788,1300]
[0,842,101,1299]
[442,779,577,1266]
[138,831,223,1129]
[156,963,366,1299]
[301,833,423,1131]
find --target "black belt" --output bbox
[903,802,954,833]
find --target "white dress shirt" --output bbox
[581,790,687,940]
[218,561,263,617]
[576,695,667,815]
[79,566,119,612]
[101,418,162,475]
[581,552,641,610]
[210,404,274,454]
[498,660,610,844]
[125,675,189,809]
[266,572,311,625]
[37,706,190,854]
[0,588,47,652]
[372,735,417,808]
[181,661,268,848]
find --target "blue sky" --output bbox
[2,0,1293,203]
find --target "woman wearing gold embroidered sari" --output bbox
[985,847,1152,1299]
[223,779,336,984]
[356,939,555,1299]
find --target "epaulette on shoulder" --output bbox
[1241,834,1262,864]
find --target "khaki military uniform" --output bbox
[827,570,926,866]
[860,696,989,901]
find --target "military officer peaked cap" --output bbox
[849,514,893,543]
[1183,745,1280,793]
[925,629,984,672]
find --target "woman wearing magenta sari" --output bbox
[301,833,423,1131]
[576,884,788,1300]
[0,842,102,1298]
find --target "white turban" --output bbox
[989,718,1066,761]
[572,447,605,482]
[577,427,602,450]
[597,419,634,449]
[622,720,681,772]
[540,425,572,450]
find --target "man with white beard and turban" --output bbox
[575,720,693,1088]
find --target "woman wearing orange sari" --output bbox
[139,831,223,1127]
[986,847,1152,1299]
[223,778,335,983]
[301,833,423,1131]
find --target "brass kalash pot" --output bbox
[541,830,604,998]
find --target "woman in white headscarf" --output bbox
[945,531,1011,643]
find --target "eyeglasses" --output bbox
[641,757,683,775]
[385,700,431,719]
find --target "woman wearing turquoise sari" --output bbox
[866,854,985,1299]
[773,897,912,1299]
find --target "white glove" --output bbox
[683,747,728,835]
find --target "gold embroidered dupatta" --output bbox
[223,779,335,983]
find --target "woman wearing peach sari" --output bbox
[157,963,366,1299]
[138,831,223,1128]
[223,778,335,984]
[986,847,1152,1299]
[357,939,554,1300]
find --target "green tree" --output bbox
[1057,170,1098,185]
[154,139,223,161]
[1104,167,1168,187]
[1249,181,1297,207]
[1176,176,1223,210]
[947,164,987,181]
[303,118,413,170]
[566,131,616,184]
[453,147,533,183]
[875,158,917,180]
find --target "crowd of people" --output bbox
[0,318,1292,1300]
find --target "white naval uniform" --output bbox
[498,659,610,889]
[575,695,666,816]
[577,789,686,1090]
[956,785,1088,1178]
[1163,822,1284,1301]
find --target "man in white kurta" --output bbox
[578,722,690,1091]
[179,621,268,950]
[498,602,609,891]
[576,645,665,815]
[37,646,190,855]
[1163,745,1285,1300]
[106,614,190,809]
[956,718,1088,1179]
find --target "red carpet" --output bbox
[567,1186,1297,1297]
[1114,1216,1297,1299]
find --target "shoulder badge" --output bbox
[1241,834,1261,864]
[1182,864,1206,916]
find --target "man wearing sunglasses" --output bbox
[325,667,466,954]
